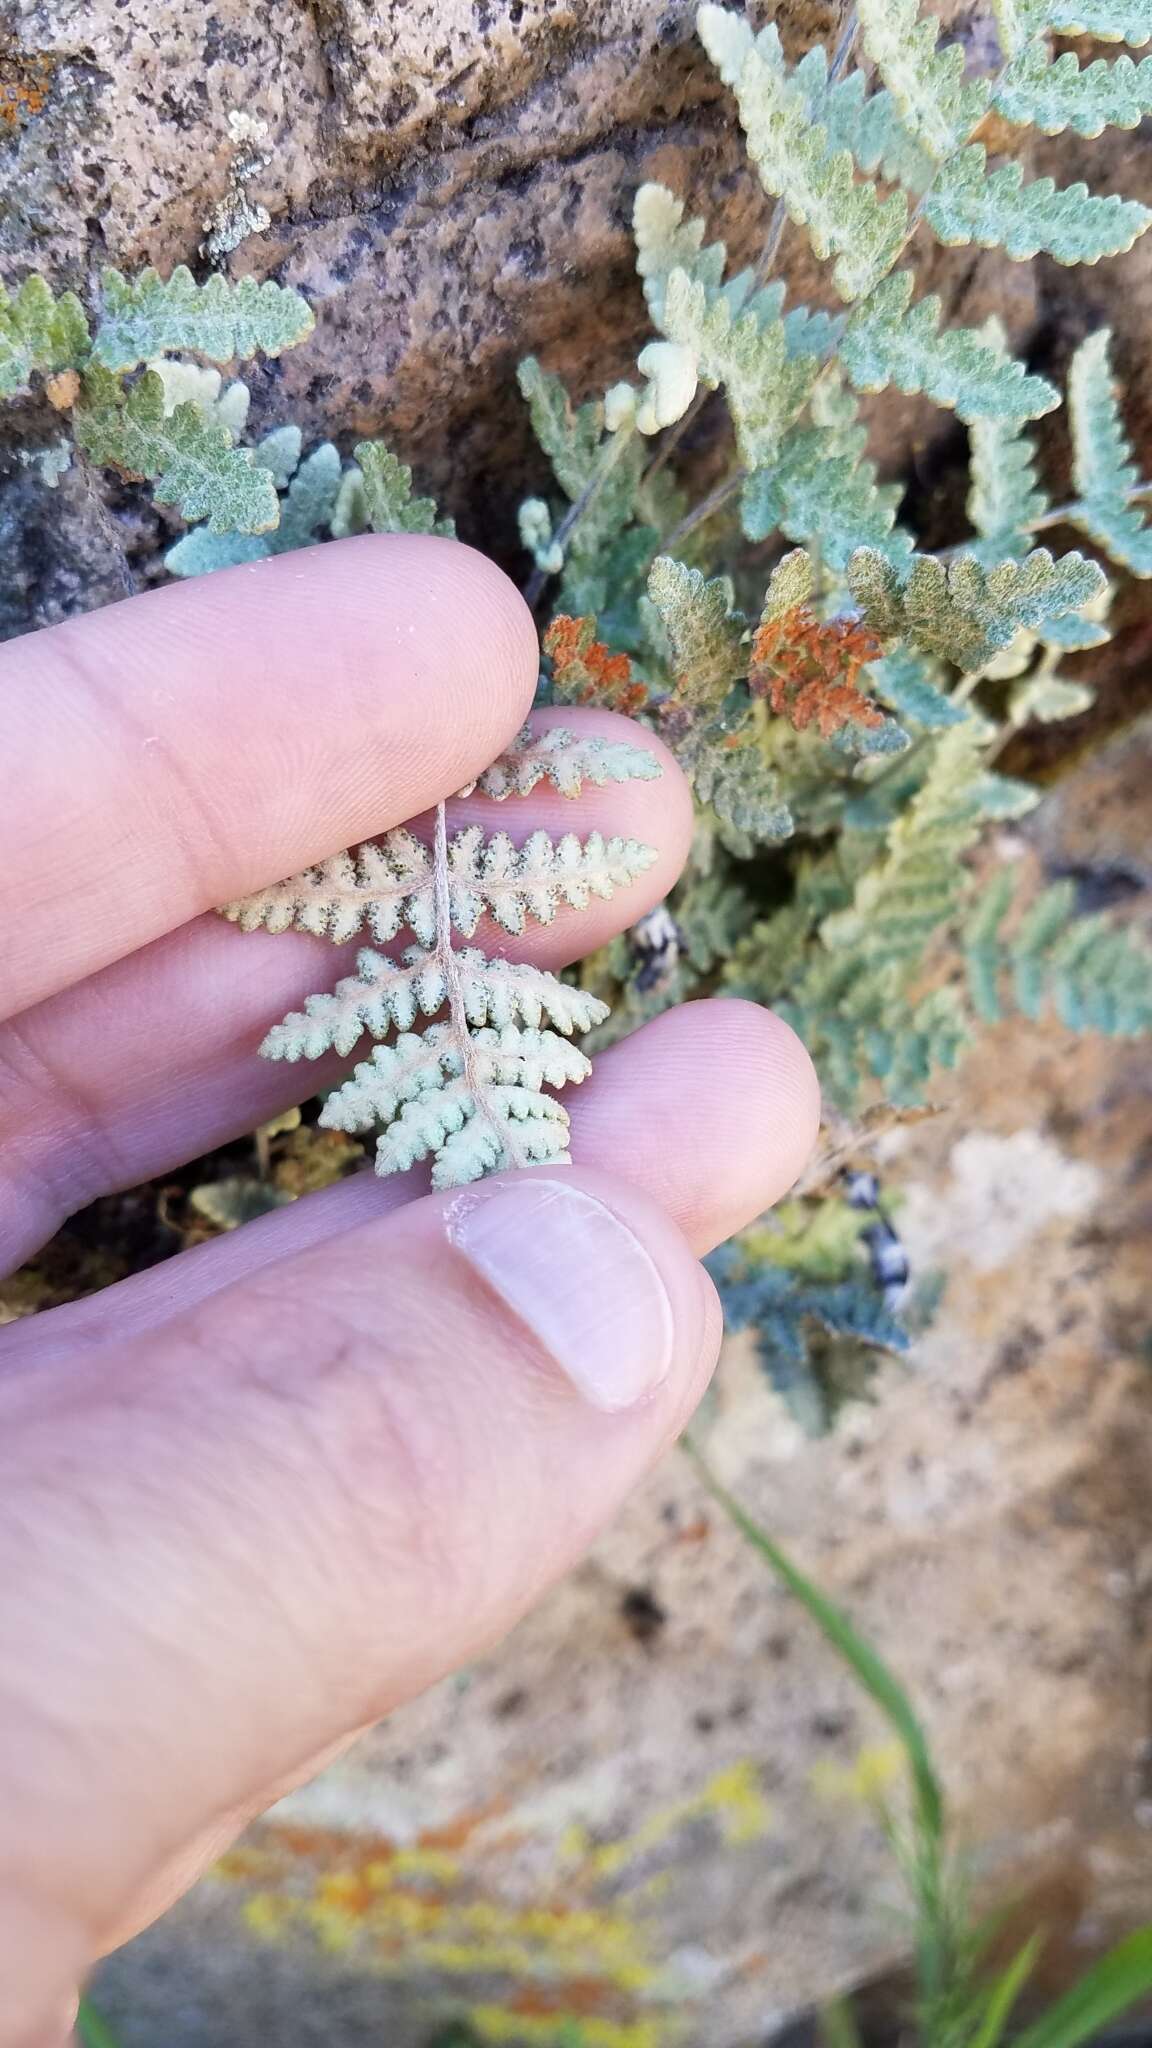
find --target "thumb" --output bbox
[0,1169,719,2029]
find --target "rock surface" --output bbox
[92,730,1152,2044]
[2,0,1151,630]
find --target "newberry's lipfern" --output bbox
[220,727,659,1189]
[5,0,1152,1420]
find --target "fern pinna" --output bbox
[220,728,660,1189]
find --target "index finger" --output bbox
[0,535,539,1023]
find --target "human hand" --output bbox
[0,536,819,2044]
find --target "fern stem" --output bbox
[1027,477,1152,536]
[523,423,636,610]
[433,801,530,1170]
[658,468,745,555]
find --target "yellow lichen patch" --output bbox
[217,1761,767,2034]
[571,1760,771,1885]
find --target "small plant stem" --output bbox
[658,468,745,555]
[523,424,636,610]
[433,801,528,1168]
[1028,477,1152,534]
[941,478,1152,562]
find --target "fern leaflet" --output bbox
[74,366,280,534]
[93,267,314,371]
[1067,329,1152,575]
[841,274,1059,423]
[924,148,1151,264]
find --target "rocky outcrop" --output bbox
[3,1,1151,634]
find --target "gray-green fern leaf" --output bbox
[93,267,314,371]
[840,275,1059,423]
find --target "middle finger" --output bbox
[0,714,691,1272]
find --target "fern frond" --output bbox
[694,742,795,842]
[967,337,1048,563]
[821,722,991,960]
[964,876,1152,1032]
[0,274,90,398]
[659,269,820,467]
[796,51,935,192]
[708,1242,909,1429]
[646,557,746,711]
[93,267,313,371]
[319,1020,588,1179]
[221,827,655,946]
[1067,329,1152,574]
[1009,668,1096,722]
[518,356,604,502]
[995,42,1152,134]
[165,442,343,577]
[841,274,1058,423]
[74,366,279,534]
[856,0,989,158]
[262,944,609,1061]
[697,5,909,301]
[544,615,649,715]
[457,723,660,800]
[318,1026,579,1188]
[848,545,1106,671]
[924,147,1151,264]
[253,423,304,488]
[517,357,643,559]
[353,441,454,536]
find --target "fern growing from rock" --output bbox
[4,0,1152,1418]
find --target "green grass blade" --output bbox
[77,1998,122,2048]
[966,1932,1045,2048]
[1009,1929,1152,2048]
[684,1440,945,1847]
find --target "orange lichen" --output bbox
[0,36,58,129]
[544,614,649,717]
[750,605,884,739]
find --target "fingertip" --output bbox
[575,996,821,1254]
[703,996,823,1199]
[313,532,541,750]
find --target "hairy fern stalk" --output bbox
[5,0,1152,1416]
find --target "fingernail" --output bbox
[448,1178,675,1411]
